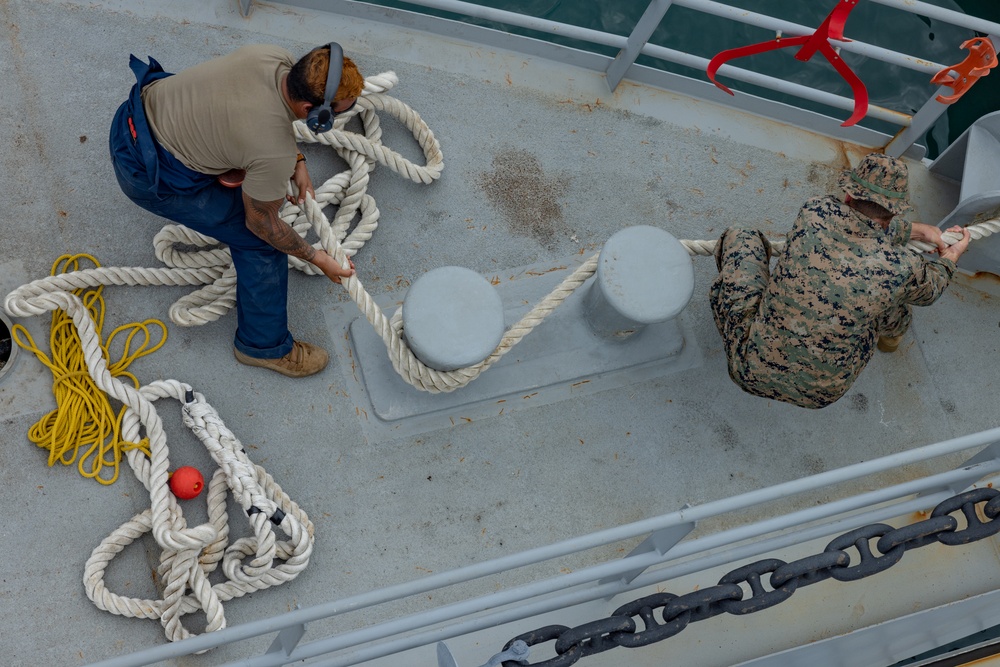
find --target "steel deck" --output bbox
[1,1,998,665]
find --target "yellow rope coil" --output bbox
[12,254,166,485]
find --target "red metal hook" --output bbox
[931,37,997,104]
[706,0,869,127]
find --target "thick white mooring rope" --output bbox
[4,69,998,396]
[316,210,1000,393]
[8,283,314,642]
[0,72,440,642]
[84,379,314,642]
[677,219,1000,257]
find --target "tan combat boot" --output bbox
[877,335,903,353]
[234,340,329,377]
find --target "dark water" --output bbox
[372,0,1000,157]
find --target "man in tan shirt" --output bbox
[110,43,363,377]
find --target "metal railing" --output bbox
[87,426,1000,666]
[253,0,1000,159]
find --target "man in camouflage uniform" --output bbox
[710,152,970,409]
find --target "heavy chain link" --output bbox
[498,487,1000,667]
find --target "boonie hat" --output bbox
[838,152,913,216]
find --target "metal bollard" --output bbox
[401,266,506,372]
[583,225,694,340]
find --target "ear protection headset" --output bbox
[305,42,344,133]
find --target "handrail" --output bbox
[607,0,996,155]
[290,0,1000,157]
[669,0,945,76]
[868,0,1000,35]
[642,43,914,126]
[86,427,1000,666]
[356,0,629,47]
[217,459,1000,667]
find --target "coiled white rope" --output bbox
[84,379,314,643]
[152,70,445,326]
[4,73,438,643]
[3,67,997,395]
[6,280,313,642]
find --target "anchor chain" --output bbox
[497,487,1000,667]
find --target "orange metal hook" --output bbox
[931,37,997,104]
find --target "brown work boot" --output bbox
[234,341,329,377]
[877,335,903,353]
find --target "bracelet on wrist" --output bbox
[296,152,306,163]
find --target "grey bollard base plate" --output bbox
[326,254,703,441]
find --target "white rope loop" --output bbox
[3,266,227,318]
[3,76,446,639]
[305,180,602,393]
[84,379,314,643]
[4,289,249,643]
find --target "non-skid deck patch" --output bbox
[326,254,703,441]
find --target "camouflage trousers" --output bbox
[708,229,911,407]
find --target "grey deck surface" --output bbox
[0,1,997,666]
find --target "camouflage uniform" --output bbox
[710,155,956,409]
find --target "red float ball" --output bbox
[169,466,205,500]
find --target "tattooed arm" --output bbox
[243,193,355,283]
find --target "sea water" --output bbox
[370,0,1000,157]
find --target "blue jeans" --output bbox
[109,55,293,360]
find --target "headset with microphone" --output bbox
[305,42,345,133]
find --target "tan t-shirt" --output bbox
[142,44,299,202]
